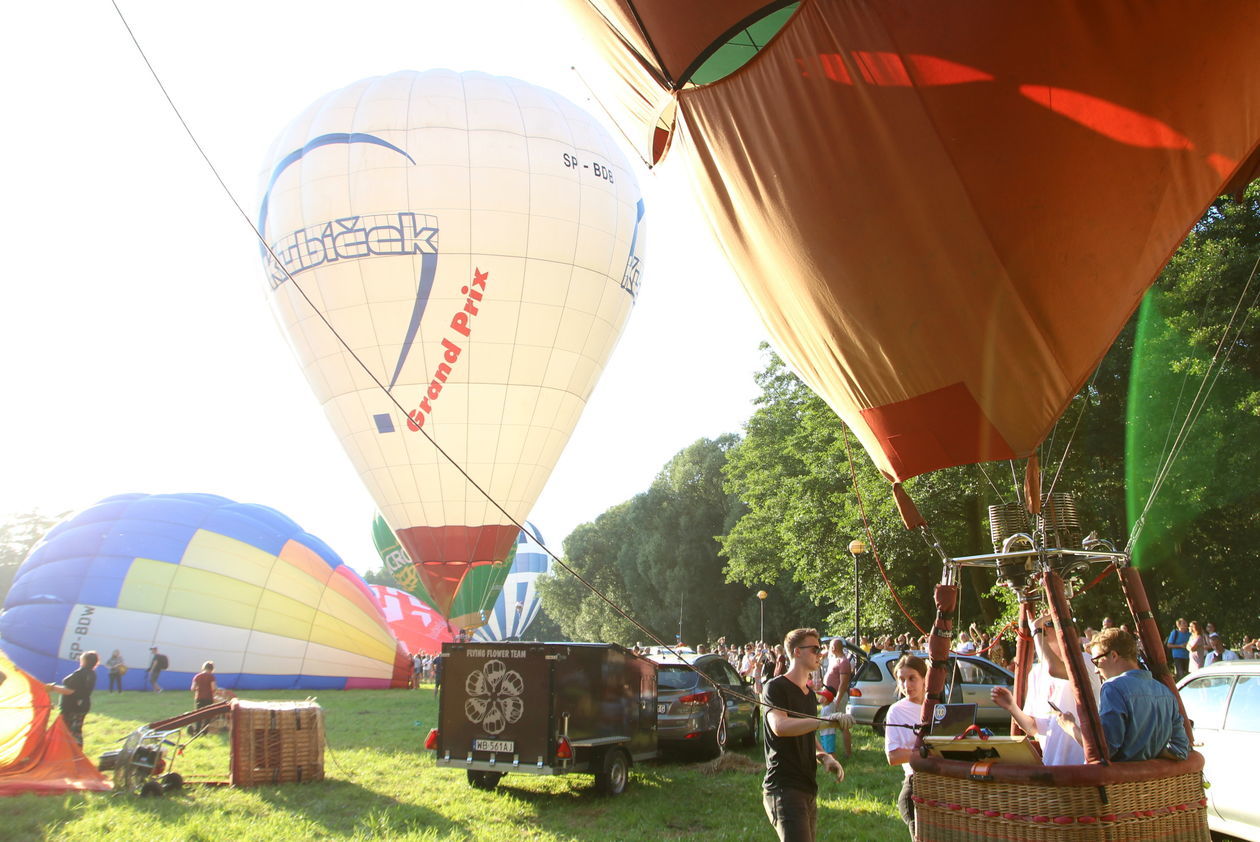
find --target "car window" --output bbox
[856,659,883,682]
[1180,674,1234,730]
[1224,674,1260,733]
[699,659,729,684]
[657,665,698,691]
[717,661,742,685]
[957,658,1012,687]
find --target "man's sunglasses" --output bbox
[1089,650,1112,667]
[796,645,823,653]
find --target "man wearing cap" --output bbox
[762,627,851,842]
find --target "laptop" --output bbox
[929,703,977,736]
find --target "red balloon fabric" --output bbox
[369,586,456,655]
[0,650,110,796]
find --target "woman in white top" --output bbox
[885,652,927,840]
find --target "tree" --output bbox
[0,509,69,605]
[720,350,997,639]
[1121,180,1260,636]
[536,436,825,646]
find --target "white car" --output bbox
[849,649,1014,733]
[1178,660,1260,841]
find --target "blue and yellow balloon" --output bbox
[0,493,410,689]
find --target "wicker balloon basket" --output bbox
[229,700,325,787]
[909,755,1209,841]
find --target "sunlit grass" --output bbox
[6,687,912,841]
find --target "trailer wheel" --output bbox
[595,748,629,796]
[466,770,503,790]
[139,780,165,798]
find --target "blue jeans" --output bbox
[763,787,817,842]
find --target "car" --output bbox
[1177,659,1260,841]
[848,649,1015,733]
[650,652,759,757]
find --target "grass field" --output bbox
[7,686,914,841]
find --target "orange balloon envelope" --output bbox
[563,0,1260,482]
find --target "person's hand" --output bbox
[819,753,844,782]
[1055,710,1082,745]
[826,712,855,730]
[990,686,1013,711]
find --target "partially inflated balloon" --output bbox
[259,70,644,617]
[371,512,509,630]
[368,585,454,655]
[371,512,436,609]
[0,493,410,689]
[473,523,551,642]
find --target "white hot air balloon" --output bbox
[473,522,551,642]
[258,71,644,620]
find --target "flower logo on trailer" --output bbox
[464,660,524,735]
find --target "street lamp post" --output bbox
[848,539,867,642]
[757,590,768,643]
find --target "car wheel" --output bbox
[697,719,729,758]
[595,748,630,796]
[872,706,889,737]
[466,770,504,790]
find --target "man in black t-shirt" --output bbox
[46,651,99,745]
[762,629,851,842]
[148,647,168,692]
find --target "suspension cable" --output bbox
[841,427,927,635]
[109,0,837,727]
[1127,252,1260,552]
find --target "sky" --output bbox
[0,1,771,574]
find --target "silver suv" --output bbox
[650,653,759,757]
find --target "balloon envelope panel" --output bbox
[0,493,409,689]
[474,522,552,642]
[260,70,644,618]
[566,0,1260,482]
[372,511,511,630]
[368,585,455,655]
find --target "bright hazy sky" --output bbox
[0,1,770,572]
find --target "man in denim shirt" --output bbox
[1061,628,1189,761]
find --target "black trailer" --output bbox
[428,641,657,795]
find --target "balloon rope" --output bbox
[841,427,927,635]
[1126,251,1260,553]
[107,2,835,727]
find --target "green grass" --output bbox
[6,688,913,841]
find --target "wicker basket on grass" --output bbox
[229,699,325,787]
